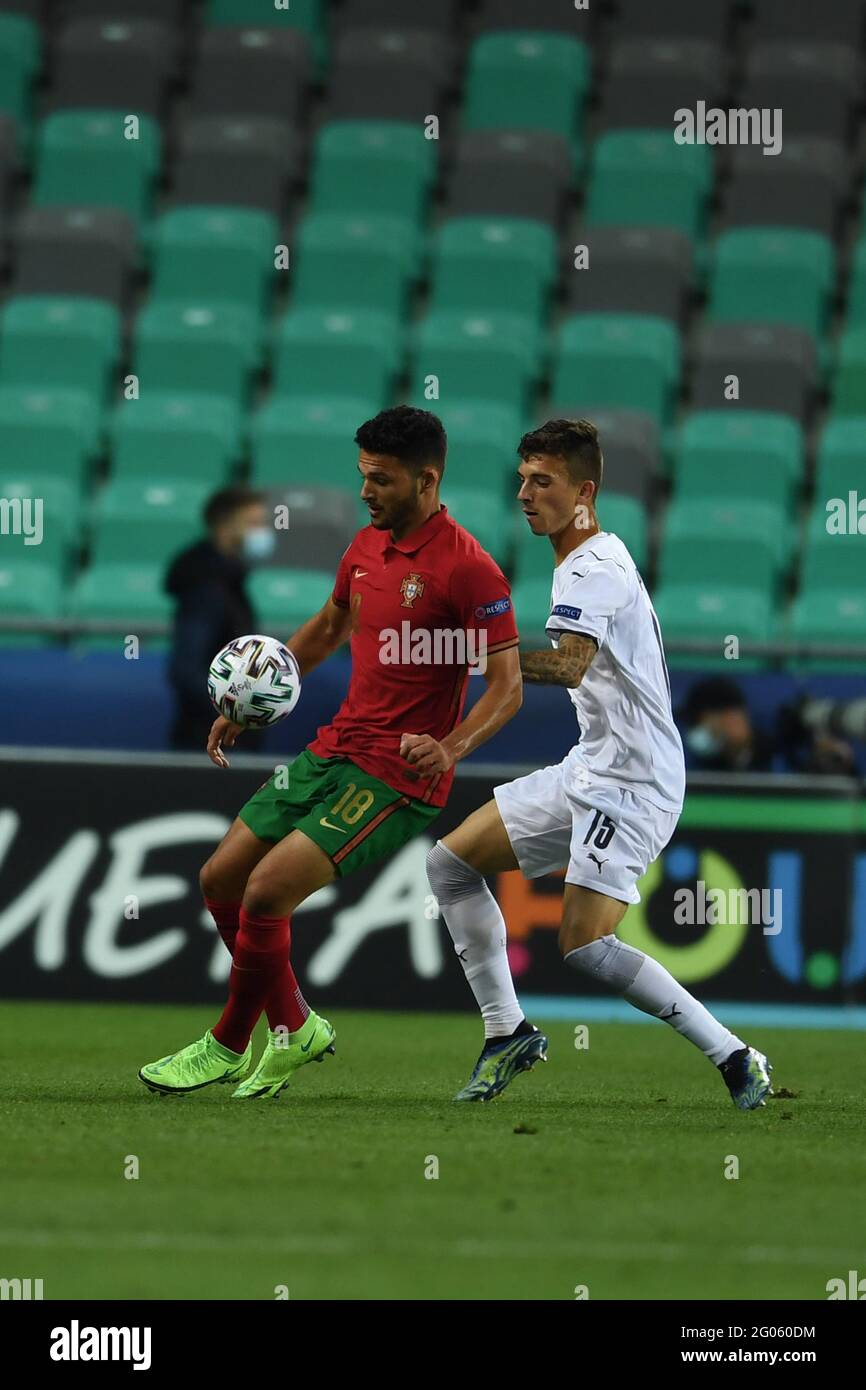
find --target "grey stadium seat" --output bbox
[752,0,865,46]
[599,39,726,132]
[12,207,136,306]
[565,226,693,325]
[722,139,848,239]
[689,324,817,422]
[740,44,860,145]
[187,27,311,123]
[172,118,300,215]
[448,130,572,226]
[612,0,734,43]
[326,29,453,123]
[46,19,175,117]
[263,487,359,574]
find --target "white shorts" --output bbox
[493,757,680,905]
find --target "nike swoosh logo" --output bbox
[319,817,348,833]
[354,569,368,577]
[300,1038,313,1052]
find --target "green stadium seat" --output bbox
[151,207,278,316]
[67,562,172,621]
[815,417,866,500]
[0,12,39,137]
[91,479,207,565]
[831,327,866,416]
[290,213,418,317]
[272,308,399,404]
[436,399,523,494]
[33,110,161,224]
[665,497,789,571]
[708,229,834,340]
[653,582,775,670]
[552,314,679,424]
[0,296,119,402]
[658,534,778,593]
[0,559,61,617]
[439,485,511,565]
[801,512,865,592]
[430,217,556,321]
[0,386,101,483]
[412,310,541,416]
[247,566,334,631]
[511,523,558,584]
[250,395,375,488]
[795,583,866,653]
[598,495,647,571]
[673,411,802,508]
[510,576,554,640]
[132,301,260,407]
[845,239,866,326]
[463,33,590,156]
[109,393,242,483]
[309,121,435,222]
[586,131,712,242]
[0,471,82,534]
[0,473,79,564]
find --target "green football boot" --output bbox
[138,1030,251,1095]
[454,1025,548,1102]
[231,1011,336,1099]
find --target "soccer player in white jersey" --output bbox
[426,419,773,1109]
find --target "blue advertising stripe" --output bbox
[520,995,866,1031]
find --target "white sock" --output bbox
[426,842,524,1039]
[565,933,745,1065]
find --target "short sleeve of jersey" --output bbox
[331,545,353,609]
[451,552,519,656]
[546,557,629,649]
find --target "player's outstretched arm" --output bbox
[283,596,354,678]
[401,646,522,778]
[519,632,597,688]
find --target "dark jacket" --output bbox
[165,540,256,749]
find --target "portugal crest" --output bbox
[400,572,425,608]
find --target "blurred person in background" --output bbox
[681,676,855,776]
[166,485,273,750]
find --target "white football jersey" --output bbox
[545,530,685,814]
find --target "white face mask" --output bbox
[242,527,276,562]
[687,725,724,758]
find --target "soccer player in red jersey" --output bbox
[139,406,541,1098]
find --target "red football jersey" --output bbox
[308,506,519,806]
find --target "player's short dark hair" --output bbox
[355,405,447,476]
[518,418,603,491]
[682,677,747,726]
[203,486,265,530]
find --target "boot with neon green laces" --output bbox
[138,1030,251,1095]
[232,1011,336,1099]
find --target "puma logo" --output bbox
[587,852,607,873]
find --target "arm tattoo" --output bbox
[520,632,597,688]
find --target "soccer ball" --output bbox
[208,634,301,729]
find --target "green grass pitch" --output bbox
[0,1001,862,1301]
